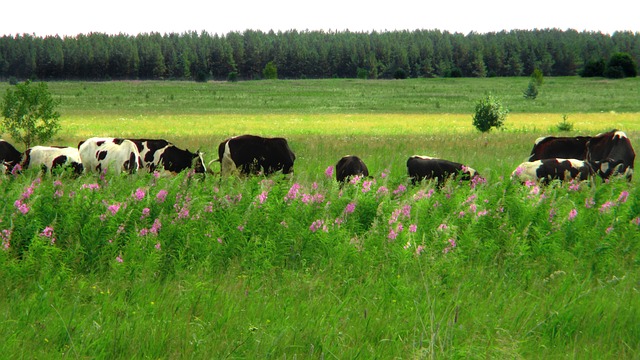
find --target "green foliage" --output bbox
[472,94,508,132]
[8,77,18,85]
[523,80,538,99]
[580,59,606,77]
[1,80,61,149]
[262,61,278,80]
[356,67,368,79]
[227,71,238,82]
[606,52,637,78]
[531,68,544,86]
[393,68,407,79]
[556,114,574,132]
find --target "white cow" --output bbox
[78,137,142,174]
[22,146,83,174]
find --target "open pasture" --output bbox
[0,78,639,358]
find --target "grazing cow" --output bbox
[407,155,479,186]
[586,130,635,180]
[511,158,594,184]
[528,135,591,162]
[130,139,206,173]
[0,139,23,172]
[335,155,369,182]
[218,135,296,176]
[78,137,142,174]
[21,146,83,174]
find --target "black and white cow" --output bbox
[528,135,591,162]
[78,137,143,174]
[586,130,635,180]
[130,139,206,174]
[407,155,479,186]
[0,139,23,172]
[335,155,369,182]
[218,135,296,176]
[511,158,595,184]
[21,146,83,174]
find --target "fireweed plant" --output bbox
[1,167,637,275]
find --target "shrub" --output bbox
[393,68,407,79]
[580,59,605,77]
[472,94,508,133]
[531,68,544,86]
[8,76,18,85]
[263,61,278,80]
[227,72,238,82]
[604,66,625,79]
[606,52,637,78]
[356,67,368,79]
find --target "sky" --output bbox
[2,0,638,37]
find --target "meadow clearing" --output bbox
[0,78,638,359]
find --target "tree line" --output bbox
[0,29,638,81]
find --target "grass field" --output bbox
[0,78,639,359]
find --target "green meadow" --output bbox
[0,77,639,358]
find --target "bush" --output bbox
[581,59,606,77]
[604,66,625,79]
[531,68,544,86]
[606,52,637,78]
[393,68,407,79]
[227,72,238,82]
[263,61,278,80]
[356,67,368,79]
[472,94,508,133]
[8,76,18,85]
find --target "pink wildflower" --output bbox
[156,189,168,203]
[568,208,578,221]
[1,229,11,250]
[150,218,162,235]
[393,184,406,196]
[415,245,425,256]
[258,191,268,204]
[632,217,640,226]
[387,228,398,240]
[81,183,100,190]
[133,188,146,201]
[606,226,614,234]
[155,242,161,250]
[141,207,150,220]
[217,238,223,244]
[600,201,615,213]
[477,209,488,217]
[344,202,356,214]
[139,228,149,236]
[403,241,411,250]
[376,186,389,196]
[617,191,629,203]
[116,255,123,263]
[362,180,373,193]
[585,197,595,208]
[324,166,334,178]
[108,203,122,215]
[285,183,301,202]
[437,223,448,231]
[309,219,324,233]
[380,169,389,178]
[14,200,29,215]
[409,224,417,233]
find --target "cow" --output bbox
[130,139,206,174]
[0,139,23,172]
[218,135,296,176]
[335,155,369,182]
[511,158,595,184]
[407,155,479,186]
[586,130,635,180]
[21,146,83,175]
[528,135,591,162]
[78,137,143,174]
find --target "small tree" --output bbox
[530,68,544,86]
[263,61,278,80]
[523,80,538,99]
[472,94,508,132]
[1,80,61,149]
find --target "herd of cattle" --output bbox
[0,130,635,186]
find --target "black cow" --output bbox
[130,139,206,174]
[586,130,635,180]
[407,155,479,186]
[0,139,22,172]
[218,135,296,176]
[512,158,595,184]
[21,146,83,175]
[335,155,369,182]
[528,135,591,161]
